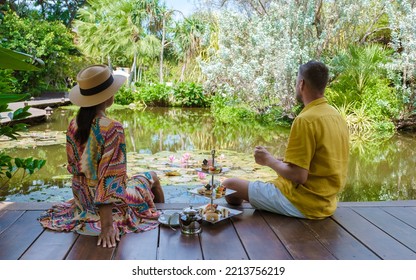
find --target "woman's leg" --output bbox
[222,178,250,206]
[150,171,165,203]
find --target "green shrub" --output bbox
[327,44,399,135]
[114,86,136,105]
[172,82,209,107]
[136,83,171,107]
[211,95,255,123]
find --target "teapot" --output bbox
[168,205,203,235]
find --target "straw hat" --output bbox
[69,64,126,107]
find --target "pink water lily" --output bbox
[182,152,191,161]
[198,172,206,180]
[168,155,175,162]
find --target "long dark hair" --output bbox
[74,105,98,145]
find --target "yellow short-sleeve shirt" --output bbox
[269,97,349,219]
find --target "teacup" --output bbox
[159,210,180,227]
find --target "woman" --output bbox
[39,65,164,248]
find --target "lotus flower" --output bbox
[198,172,206,180]
[182,152,191,161]
[168,155,175,163]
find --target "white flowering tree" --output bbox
[200,0,395,116]
[385,0,416,118]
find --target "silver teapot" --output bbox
[169,205,202,235]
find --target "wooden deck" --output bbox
[1,200,416,260]
[0,98,70,125]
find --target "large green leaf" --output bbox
[0,93,30,105]
[0,46,42,71]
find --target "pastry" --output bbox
[205,211,219,222]
[208,165,222,174]
[197,187,205,195]
[201,159,209,171]
[221,208,230,218]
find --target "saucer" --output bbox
[158,212,180,227]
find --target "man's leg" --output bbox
[150,171,165,203]
[222,178,250,206]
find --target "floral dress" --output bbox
[39,116,159,235]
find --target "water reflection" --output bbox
[1,107,416,202]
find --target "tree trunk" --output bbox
[180,60,187,82]
[159,15,166,84]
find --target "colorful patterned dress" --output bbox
[39,116,159,235]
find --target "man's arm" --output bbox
[254,146,308,185]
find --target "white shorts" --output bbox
[248,181,305,218]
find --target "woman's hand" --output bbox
[97,204,120,248]
[97,225,120,248]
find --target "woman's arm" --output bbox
[97,204,120,247]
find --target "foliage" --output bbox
[0,11,81,96]
[1,0,87,27]
[210,95,255,124]
[385,0,416,116]
[171,82,209,107]
[74,0,164,81]
[327,44,399,136]
[114,86,137,106]
[114,82,210,108]
[137,83,171,107]
[0,47,46,190]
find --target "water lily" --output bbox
[182,152,191,161]
[168,155,175,163]
[198,172,206,180]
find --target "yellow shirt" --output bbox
[269,97,349,219]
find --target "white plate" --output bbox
[158,210,180,227]
[189,186,236,198]
[197,204,242,224]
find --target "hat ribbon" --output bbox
[80,76,114,96]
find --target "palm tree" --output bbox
[74,0,163,83]
[172,15,206,82]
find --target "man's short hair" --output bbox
[298,60,329,93]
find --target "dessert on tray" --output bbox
[201,159,209,171]
[194,184,228,198]
[208,164,222,174]
[197,203,235,223]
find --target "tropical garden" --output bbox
[1,0,416,202]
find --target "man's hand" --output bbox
[254,146,277,166]
[97,225,120,248]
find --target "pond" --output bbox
[1,107,416,203]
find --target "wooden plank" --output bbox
[158,225,202,260]
[338,200,416,207]
[65,235,115,260]
[0,210,24,235]
[384,207,416,228]
[232,209,292,260]
[302,218,380,260]
[200,218,249,260]
[114,229,159,260]
[20,230,78,260]
[354,207,416,252]
[262,211,336,260]
[332,207,416,260]
[0,211,44,260]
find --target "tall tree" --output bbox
[74,0,165,83]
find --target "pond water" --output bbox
[1,107,415,203]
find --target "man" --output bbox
[223,60,349,219]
